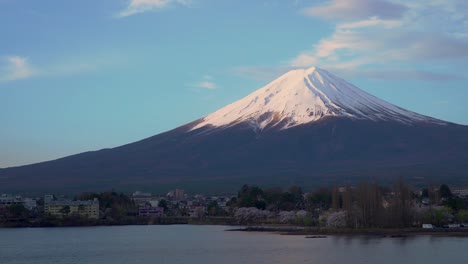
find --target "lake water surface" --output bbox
[1,225,467,264]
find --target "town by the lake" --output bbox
[2,182,468,235]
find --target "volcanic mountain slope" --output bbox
[1,67,468,194]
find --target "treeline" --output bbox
[228,179,468,228]
[228,185,305,211]
[330,179,414,228]
[2,181,468,229]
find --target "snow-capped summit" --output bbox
[191,67,444,131]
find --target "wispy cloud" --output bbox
[117,0,191,17]
[195,81,217,89]
[329,68,466,81]
[0,55,113,83]
[287,0,468,80]
[303,0,407,20]
[189,75,218,90]
[337,16,403,30]
[0,56,36,81]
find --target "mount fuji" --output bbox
[192,67,445,131]
[1,67,467,194]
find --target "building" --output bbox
[131,191,153,205]
[189,206,206,218]
[421,198,430,206]
[422,224,434,229]
[44,196,99,219]
[138,205,164,217]
[22,198,37,210]
[0,194,36,210]
[175,189,185,201]
[0,194,22,207]
[452,188,468,198]
[44,194,54,204]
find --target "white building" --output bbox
[0,194,36,210]
[44,196,99,219]
[422,224,435,229]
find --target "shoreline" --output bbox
[227,226,468,237]
[3,221,468,237]
[0,216,237,228]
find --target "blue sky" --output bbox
[1,0,467,167]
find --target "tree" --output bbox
[444,197,465,211]
[389,177,413,228]
[342,184,354,228]
[421,188,429,198]
[264,187,283,211]
[193,207,206,219]
[432,207,452,226]
[75,191,137,221]
[457,210,468,223]
[289,185,304,209]
[428,185,440,205]
[158,199,168,211]
[306,187,332,212]
[331,185,340,211]
[439,184,452,199]
[237,185,266,209]
[207,201,223,216]
[7,204,28,219]
[278,192,296,211]
[326,211,347,228]
[226,197,237,207]
[356,181,383,228]
[234,207,270,225]
[278,211,296,223]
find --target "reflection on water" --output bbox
[0,225,467,264]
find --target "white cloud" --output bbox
[195,81,217,90]
[289,54,319,68]
[190,74,218,90]
[236,1,467,82]
[287,0,468,80]
[0,56,35,81]
[118,0,191,17]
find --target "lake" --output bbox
[1,225,467,264]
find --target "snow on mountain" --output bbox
[191,67,446,131]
